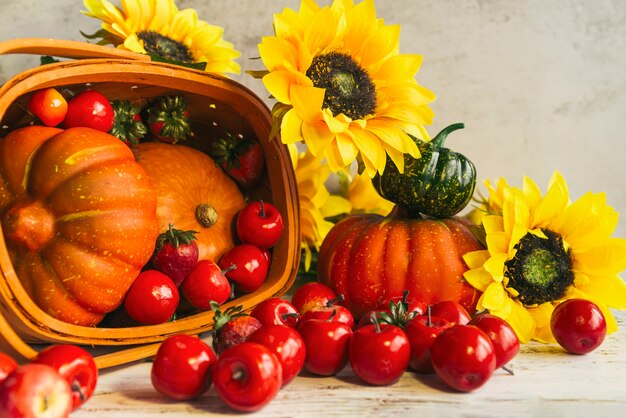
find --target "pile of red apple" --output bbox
[146,283,610,412]
[0,345,97,418]
[123,199,284,325]
[0,283,609,415]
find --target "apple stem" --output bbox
[325,309,338,323]
[72,382,86,401]
[502,365,515,375]
[326,294,345,307]
[259,200,266,218]
[221,264,237,275]
[232,368,247,381]
[427,305,432,327]
[371,312,381,333]
[281,312,299,321]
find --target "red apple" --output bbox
[404,314,453,373]
[0,352,18,385]
[469,314,520,369]
[297,318,353,376]
[151,334,217,400]
[299,295,355,329]
[431,325,496,392]
[0,363,72,418]
[430,300,471,325]
[236,201,284,249]
[291,282,337,315]
[250,297,300,328]
[550,298,607,355]
[32,345,98,410]
[181,259,232,309]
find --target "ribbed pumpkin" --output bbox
[135,142,245,262]
[317,209,483,318]
[0,126,159,326]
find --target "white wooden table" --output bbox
[72,311,626,418]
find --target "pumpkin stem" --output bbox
[389,205,422,220]
[2,199,55,252]
[195,204,218,228]
[430,123,465,149]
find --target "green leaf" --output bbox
[246,69,270,79]
[148,53,207,71]
[40,56,60,65]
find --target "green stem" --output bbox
[431,123,465,149]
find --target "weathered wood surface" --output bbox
[72,311,626,418]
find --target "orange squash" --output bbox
[0,126,159,326]
[317,210,484,318]
[136,142,245,262]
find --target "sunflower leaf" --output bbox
[40,56,60,65]
[246,69,270,79]
[148,54,207,71]
[468,224,488,249]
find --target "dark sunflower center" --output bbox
[306,51,376,120]
[137,30,194,63]
[504,229,574,306]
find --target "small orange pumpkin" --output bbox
[317,210,484,318]
[136,142,245,262]
[0,126,159,326]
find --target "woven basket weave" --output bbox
[0,38,300,368]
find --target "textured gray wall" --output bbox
[1,0,625,237]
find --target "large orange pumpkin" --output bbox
[136,142,245,262]
[317,211,484,318]
[0,126,159,326]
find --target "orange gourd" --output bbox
[317,210,484,318]
[0,126,159,326]
[136,142,245,262]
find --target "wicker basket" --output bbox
[0,38,300,368]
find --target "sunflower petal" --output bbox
[499,298,536,343]
[373,54,423,85]
[321,195,351,218]
[463,250,491,269]
[482,215,504,235]
[480,282,509,312]
[301,120,334,156]
[303,6,338,56]
[262,70,296,105]
[280,109,304,144]
[291,85,325,124]
[380,143,406,174]
[464,267,494,292]
[532,171,569,227]
[483,253,508,281]
[573,238,626,276]
[574,274,626,309]
[259,36,304,72]
[351,126,385,173]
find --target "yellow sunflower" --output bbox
[463,171,626,343]
[82,0,240,75]
[257,0,435,178]
[466,177,511,225]
[337,171,394,216]
[288,145,350,271]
